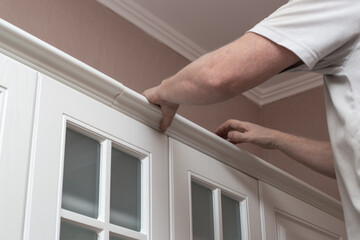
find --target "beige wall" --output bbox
[260,87,340,200]
[0,0,339,199]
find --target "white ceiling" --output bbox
[97,0,323,106]
[127,0,286,52]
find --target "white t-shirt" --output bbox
[249,0,360,239]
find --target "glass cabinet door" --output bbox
[170,139,262,240]
[25,74,169,240]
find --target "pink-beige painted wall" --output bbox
[0,0,339,200]
[260,87,340,200]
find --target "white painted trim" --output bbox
[0,18,125,106]
[0,18,343,220]
[96,0,207,61]
[243,73,324,106]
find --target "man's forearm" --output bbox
[143,33,300,132]
[274,131,336,178]
[153,33,301,105]
[215,120,336,179]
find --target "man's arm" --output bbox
[143,32,301,132]
[215,120,336,179]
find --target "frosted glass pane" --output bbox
[62,128,101,218]
[60,221,97,240]
[110,148,141,231]
[222,195,241,240]
[191,182,214,240]
[110,235,127,240]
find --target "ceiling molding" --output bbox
[97,0,206,61]
[97,0,324,106]
[243,73,323,106]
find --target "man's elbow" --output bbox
[204,69,237,98]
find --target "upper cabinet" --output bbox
[25,74,169,240]
[259,181,347,240]
[170,139,262,240]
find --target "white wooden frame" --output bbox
[169,138,262,240]
[0,52,38,240]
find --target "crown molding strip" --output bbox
[243,73,323,106]
[97,0,206,61]
[0,19,125,106]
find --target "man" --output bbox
[143,0,360,238]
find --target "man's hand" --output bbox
[215,119,336,178]
[215,120,280,149]
[143,86,179,133]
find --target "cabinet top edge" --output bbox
[0,18,344,219]
[0,18,125,105]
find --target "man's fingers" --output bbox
[160,115,174,133]
[143,88,179,133]
[215,120,247,137]
[215,120,235,136]
[227,130,247,144]
[159,103,179,133]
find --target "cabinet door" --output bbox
[25,75,169,240]
[170,138,262,240]
[0,53,38,240]
[259,181,347,240]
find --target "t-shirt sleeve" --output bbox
[249,0,359,70]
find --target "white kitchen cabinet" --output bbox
[0,18,347,240]
[259,182,346,240]
[24,74,169,240]
[170,139,262,240]
[0,53,38,240]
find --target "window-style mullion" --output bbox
[240,198,249,240]
[61,209,106,230]
[141,155,150,235]
[100,139,112,240]
[213,188,223,240]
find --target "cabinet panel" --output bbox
[259,182,346,240]
[170,138,262,240]
[25,75,169,240]
[0,53,38,240]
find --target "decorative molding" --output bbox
[0,19,124,107]
[243,73,324,106]
[0,18,343,220]
[96,0,207,61]
[97,0,324,105]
